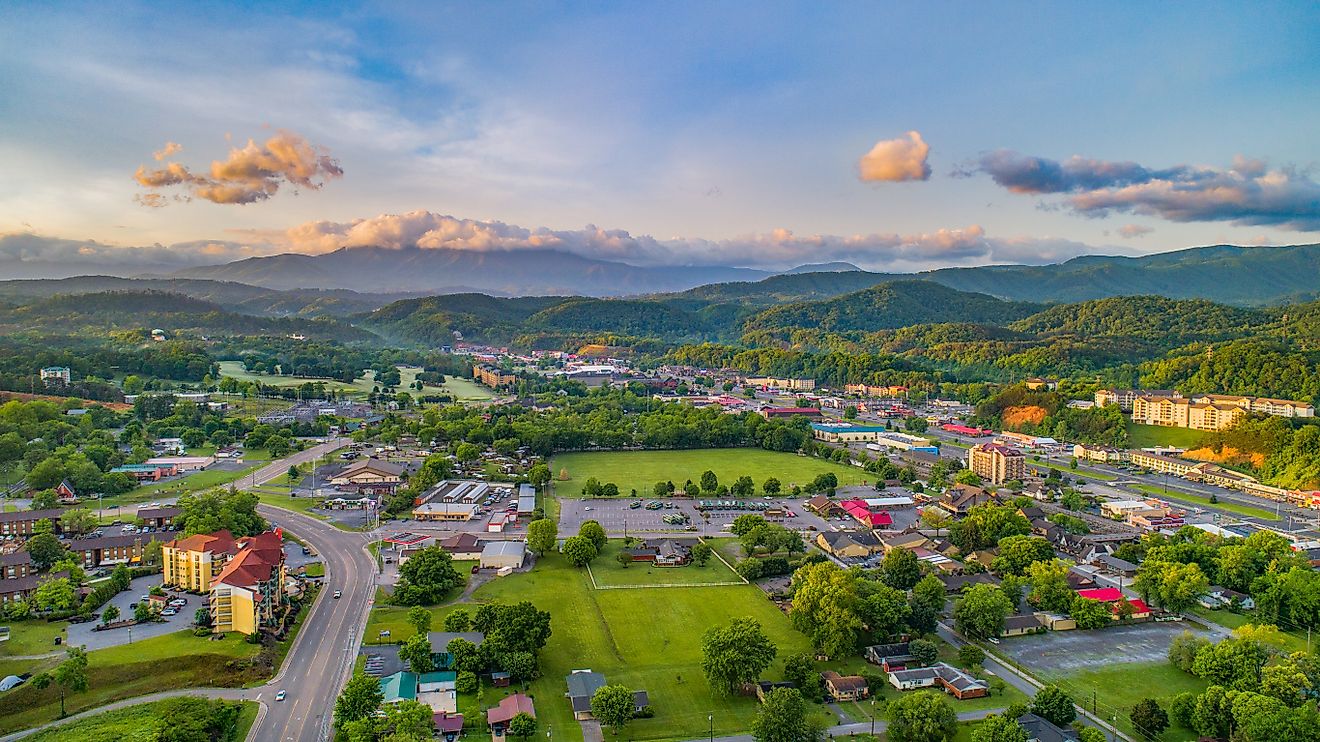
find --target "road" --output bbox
[4,437,377,742]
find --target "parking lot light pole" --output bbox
[708,714,713,742]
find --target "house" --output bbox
[1018,712,1079,742]
[882,532,932,553]
[1091,553,1138,578]
[938,573,1000,594]
[331,459,404,488]
[566,670,606,720]
[816,531,883,560]
[137,506,182,529]
[1002,613,1043,637]
[54,480,77,503]
[865,642,918,671]
[1199,585,1255,610]
[887,663,989,699]
[480,541,526,570]
[487,693,535,736]
[628,538,693,566]
[438,532,485,560]
[39,366,71,384]
[433,712,464,742]
[755,680,796,702]
[1074,587,1151,620]
[967,444,1025,485]
[427,632,486,668]
[936,484,995,517]
[822,671,869,701]
[380,671,419,704]
[804,495,843,517]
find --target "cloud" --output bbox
[965,149,1320,230]
[0,232,262,271]
[152,141,182,161]
[858,131,931,182]
[1118,224,1153,238]
[134,130,344,205]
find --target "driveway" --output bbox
[66,574,196,651]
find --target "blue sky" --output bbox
[1,1,1317,270]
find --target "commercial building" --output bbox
[745,376,815,391]
[844,383,907,397]
[480,541,526,570]
[1072,444,1129,464]
[109,463,178,481]
[864,432,939,452]
[412,502,479,522]
[1095,388,1180,412]
[810,423,889,443]
[759,406,823,420]
[473,365,517,389]
[966,443,1025,485]
[144,455,215,472]
[331,459,405,488]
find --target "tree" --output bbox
[563,536,598,567]
[501,650,537,683]
[1191,685,1233,739]
[700,470,719,492]
[653,481,670,498]
[177,488,265,538]
[59,508,98,537]
[579,520,607,550]
[527,464,551,489]
[26,532,67,571]
[29,489,60,510]
[701,617,778,694]
[1191,637,1269,690]
[615,550,632,568]
[921,509,951,536]
[446,637,480,673]
[1029,685,1076,727]
[508,711,537,738]
[154,697,243,742]
[751,686,825,742]
[1157,561,1209,613]
[789,562,862,658]
[32,647,89,717]
[590,684,636,733]
[1025,559,1074,613]
[335,671,384,731]
[1069,596,1113,630]
[958,644,985,669]
[455,442,481,463]
[393,546,463,605]
[970,714,1029,742]
[406,606,432,637]
[888,690,957,742]
[1168,631,1211,673]
[1169,691,1197,729]
[954,584,1012,640]
[527,518,557,556]
[455,670,478,693]
[691,542,712,567]
[762,477,781,495]
[101,604,120,624]
[782,654,820,700]
[399,634,436,674]
[382,699,433,739]
[910,639,938,666]
[991,535,1055,576]
[1075,728,1106,742]
[1130,698,1170,740]
[443,609,470,632]
[881,547,922,590]
[860,585,911,640]
[34,577,76,611]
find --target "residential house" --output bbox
[54,480,77,504]
[821,671,869,701]
[882,532,932,554]
[816,531,883,560]
[865,642,918,671]
[628,538,693,566]
[487,693,535,737]
[1199,585,1255,610]
[936,484,995,517]
[1017,712,1080,742]
[137,506,181,529]
[427,632,486,669]
[938,573,1000,594]
[438,532,485,560]
[433,712,464,742]
[1002,613,1043,636]
[887,663,989,699]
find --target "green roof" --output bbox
[379,672,418,702]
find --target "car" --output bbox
[629,501,641,509]
[275,690,287,702]
[333,590,342,599]
[161,608,177,616]
[583,506,593,511]
[169,598,187,607]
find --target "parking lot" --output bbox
[995,620,1228,673]
[559,496,875,536]
[66,573,189,650]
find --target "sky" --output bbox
[1,1,1317,272]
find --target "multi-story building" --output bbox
[39,366,71,384]
[966,443,1025,485]
[68,532,172,568]
[163,530,240,592]
[1072,443,1129,464]
[473,365,517,389]
[210,531,286,635]
[0,509,65,537]
[1132,395,1246,431]
[745,377,815,391]
[1193,394,1315,419]
[844,383,907,397]
[1095,388,1180,412]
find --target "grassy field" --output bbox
[1026,458,1117,481]
[550,448,872,498]
[216,361,494,402]
[1190,606,1311,653]
[1127,422,1208,450]
[1049,661,1206,741]
[21,698,259,742]
[1131,484,1280,520]
[425,551,822,742]
[0,630,265,734]
[0,620,66,657]
[588,541,743,587]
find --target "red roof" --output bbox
[942,424,991,436]
[433,712,464,732]
[1122,599,1150,614]
[487,693,535,724]
[764,407,820,414]
[841,500,894,527]
[1076,587,1123,602]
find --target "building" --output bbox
[1095,388,1180,412]
[1131,395,1245,431]
[412,502,479,522]
[1001,613,1043,636]
[746,376,815,391]
[109,463,178,481]
[486,693,535,737]
[331,459,405,488]
[163,530,239,592]
[887,663,989,699]
[473,365,517,389]
[1127,450,1197,476]
[816,531,883,560]
[480,541,526,570]
[1074,587,1150,620]
[427,632,487,668]
[144,455,215,472]
[565,670,648,721]
[935,483,995,517]
[821,671,869,701]
[759,406,823,420]
[1017,712,1080,742]
[865,642,918,671]
[0,509,64,537]
[67,532,171,568]
[810,423,890,443]
[1024,378,1058,391]
[845,383,907,397]
[967,443,1025,485]
[517,483,537,516]
[210,531,287,635]
[1,551,32,580]
[39,366,71,384]
[137,506,181,529]
[627,538,692,566]
[864,432,940,452]
[1071,443,1129,464]
[437,533,485,560]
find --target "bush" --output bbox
[634,704,654,719]
[456,670,478,693]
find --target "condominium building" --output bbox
[163,531,238,592]
[1192,394,1315,419]
[39,366,71,384]
[1131,395,1246,431]
[210,531,286,635]
[844,383,907,397]
[966,443,1025,485]
[745,377,815,391]
[1094,388,1180,412]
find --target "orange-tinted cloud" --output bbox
[134,130,343,205]
[858,131,931,182]
[152,141,182,161]
[1118,224,1153,238]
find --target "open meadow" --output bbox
[550,448,872,498]
[216,361,494,402]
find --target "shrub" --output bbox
[456,670,478,693]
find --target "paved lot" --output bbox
[558,495,915,536]
[995,620,1226,673]
[66,574,196,650]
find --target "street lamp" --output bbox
[708,713,713,742]
[869,699,876,736]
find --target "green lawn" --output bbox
[1126,422,1208,450]
[588,541,743,587]
[550,448,872,498]
[1026,459,1117,481]
[1131,484,1280,520]
[428,551,819,742]
[21,698,259,742]
[1046,661,1206,741]
[216,361,493,403]
[303,562,325,578]
[1190,606,1311,653]
[0,630,265,734]
[0,620,66,657]
[97,451,273,508]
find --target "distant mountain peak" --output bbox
[779,261,862,274]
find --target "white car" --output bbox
[333,590,342,599]
[275,690,287,702]
[161,608,177,616]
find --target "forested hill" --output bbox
[1008,296,1270,343]
[742,280,1042,334]
[0,291,374,341]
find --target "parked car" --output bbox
[161,608,177,617]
